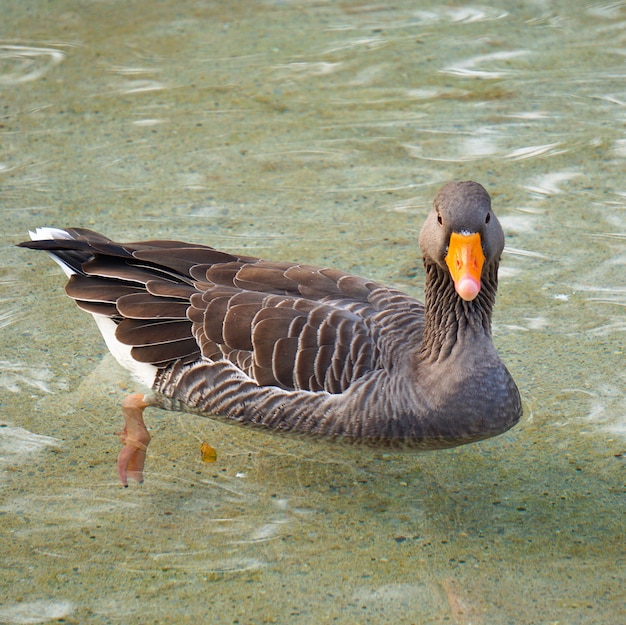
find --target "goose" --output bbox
[18,181,522,484]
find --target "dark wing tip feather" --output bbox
[21,228,415,395]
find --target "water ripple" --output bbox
[323,35,388,54]
[524,171,581,195]
[586,2,626,19]
[503,143,565,161]
[0,360,54,394]
[0,44,65,84]
[103,63,167,94]
[435,6,508,23]
[504,246,550,260]
[403,137,567,164]
[0,426,60,464]
[340,5,508,27]
[0,306,19,330]
[441,49,529,79]
[0,600,73,625]
[274,61,343,80]
[112,79,167,94]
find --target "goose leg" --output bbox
[116,393,152,486]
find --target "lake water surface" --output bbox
[1,1,624,623]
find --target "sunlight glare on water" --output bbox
[1,1,625,623]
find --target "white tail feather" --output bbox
[29,227,77,278]
[28,227,73,241]
[29,227,158,387]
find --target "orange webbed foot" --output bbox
[116,393,152,486]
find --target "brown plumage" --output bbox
[18,181,522,484]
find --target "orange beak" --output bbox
[445,232,485,301]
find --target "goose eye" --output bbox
[485,212,491,224]
[437,213,443,225]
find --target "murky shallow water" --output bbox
[1,1,624,623]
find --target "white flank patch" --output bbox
[93,315,157,387]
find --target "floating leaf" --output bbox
[200,442,217,463]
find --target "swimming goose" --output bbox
[19,181,522,484]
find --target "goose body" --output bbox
[19,181,522,483]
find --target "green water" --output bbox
[1,1,624,623]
